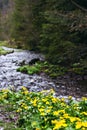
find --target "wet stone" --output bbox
[0,46,87,98]
[0,47,55,92]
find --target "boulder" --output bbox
[19,60,26,66]
[29,58,40,65]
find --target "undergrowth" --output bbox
[0,88,87,130]
[17,61,67,78]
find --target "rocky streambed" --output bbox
[0,46,87,99]
[0,47,55,91]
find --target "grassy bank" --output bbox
[0,88,87,130]
[0,41,15,55]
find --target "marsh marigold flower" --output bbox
[52,119,67,130]
[36,128,40,130]
[76,122,82,129]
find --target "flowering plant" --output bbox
[0,87,87,130]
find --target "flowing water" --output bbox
[0,46,87,99]
[0,47,55,91]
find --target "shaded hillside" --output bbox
[0,0,87,77]
[0,0,13,40]
[0,0,9,9]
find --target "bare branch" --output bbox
[71,0,87,12]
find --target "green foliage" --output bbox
[11,0,38,50]
[0,88,87,130]
[72,65,87,75]
[32,0,86,66]
[72,67,85,75]
[1,0,87,75]
[11,0,26,42]
[17,63,42,75]
[17,61,67,78]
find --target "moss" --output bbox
[0,46,14,55]
[0,41,18,49]
[0,41,8,46]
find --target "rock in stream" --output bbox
[0,46,87,99]
[0,47,55,92]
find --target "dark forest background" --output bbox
[0,0,87,75]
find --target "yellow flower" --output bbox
[46,109,51,113]
[53,111,59,116]
[76,122,82,129]
[69,117,77,122]
[2,94,7,98]
[59,110,65,114]
[82,97,87,101]
[22,86,28,91]
[48,106,53,109]
[2,89,9,93]
[51,97,58,103]
[46,101,50,105]
[52,119,67,130]
[16,108,22,112]
[23,90,29,95]
[76,117,81,122]
[82,128,86,130]
[31,98,37,106]
[82,122,87,127]
[32,121,37,126]
[21,102,26,106]
[38,108,44,112]
[27,97,30,100]
[40,112,45,116]
[42,98,47,102]
[81,112,87,116]
[61,103,66,107]
[24,106,28,110]
[36,128,40,130]
[50,89,55,94]
[61,98,65,102]
[68,96,72,100]
[63,113,69,119]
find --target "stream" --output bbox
[0,46,87,99]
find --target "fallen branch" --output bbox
[71,0,87,12]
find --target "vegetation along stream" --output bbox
[0,46,87,99]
